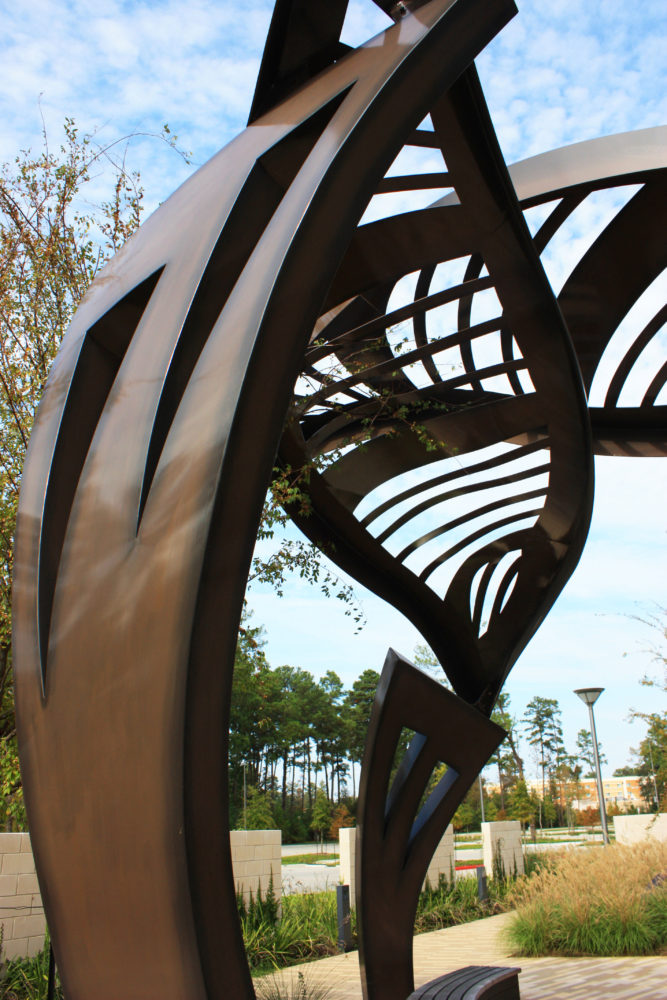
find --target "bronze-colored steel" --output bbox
[280,65,596,712]
[281,125,666,716]
[356,651,505,999]
[13,2,517,998]
[441,127,667,456]
[12,1,666,998]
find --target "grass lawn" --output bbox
[282,853,339,866]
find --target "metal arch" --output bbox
[13,2,516,998]
[280,67,596,711]
[281,126,666,714]
[278,120,665,1000]
[439,127,667,456]
[356,650,506,1000]
[12,2,665,999]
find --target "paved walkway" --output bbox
[254,912,667,999]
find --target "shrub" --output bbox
[414,871,512,933]
[574,806,600,827]
[506,841,667,957]
[240,889,355,973]
[328,804,354,840]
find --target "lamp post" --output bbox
[574,688,610,844]
[647,742,660,812]
[478,774,485,824]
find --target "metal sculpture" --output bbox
[11,1,666,998]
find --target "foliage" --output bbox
[0,119,150,647]
[634,715,667,811]
[310,789,333,844]
[489,693,524,811]
[342,669,380,787]
[575,728,607,779]
[237,877,280,934]
[506,841,667,956]
[0,120,184,820]
[274,805,312,846]
[0,737,26,830]
[627,607,667,809]
[507,779,537,829]
[229,622,360,834]
[574,806,602,827]
[251,461,363,624]
[414,872,512,932]
[243,868,525,976]
[412,643,442,678]
[630,606,667,695]
[452,791,479,833]
[522,697,566,818]
[240,889,350,973]
[328,803,354,839]
[0,120,366,823]
[244,787,276,831]
[0,938,62,999]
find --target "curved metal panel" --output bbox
[280,67,595,709]
[356,650,505,999]
[13,2,515,996]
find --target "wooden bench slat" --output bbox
[407,965,521,1000]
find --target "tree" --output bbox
[1,123,145,652]
[628,606,667,694]
[244,786,275,830]
[311,787,333,847]
[0,119,365,772]
[489,692,525,809]
[452,792,478,832]
[412,643,443,678]
[575,727,608,779]
[633,715,667,811]
[507,779,536,830]
[228,614,275,824]
[343,669,380,795]
[628,607,666,810]
[329,802,354,839]
[522,697,565,803]
[0,121,172,827]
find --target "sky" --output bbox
[1,0,665,778]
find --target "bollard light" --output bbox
[336,884,353,952]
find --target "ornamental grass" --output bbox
[255,970,332,1000]
[505,840,667,957]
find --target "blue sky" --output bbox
[1,0,665,777]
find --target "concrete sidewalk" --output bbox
[254,912,667,999]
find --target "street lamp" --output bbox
[478,774,485,824]
[574,688,610,844]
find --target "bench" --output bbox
[407,965,521,1000]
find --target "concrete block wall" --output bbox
[0,833,46,959]
[339,825,456,904]
[614,813,667,845]
[230,830,282,908]
[482,820,524,878]
[423,825,455,889]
